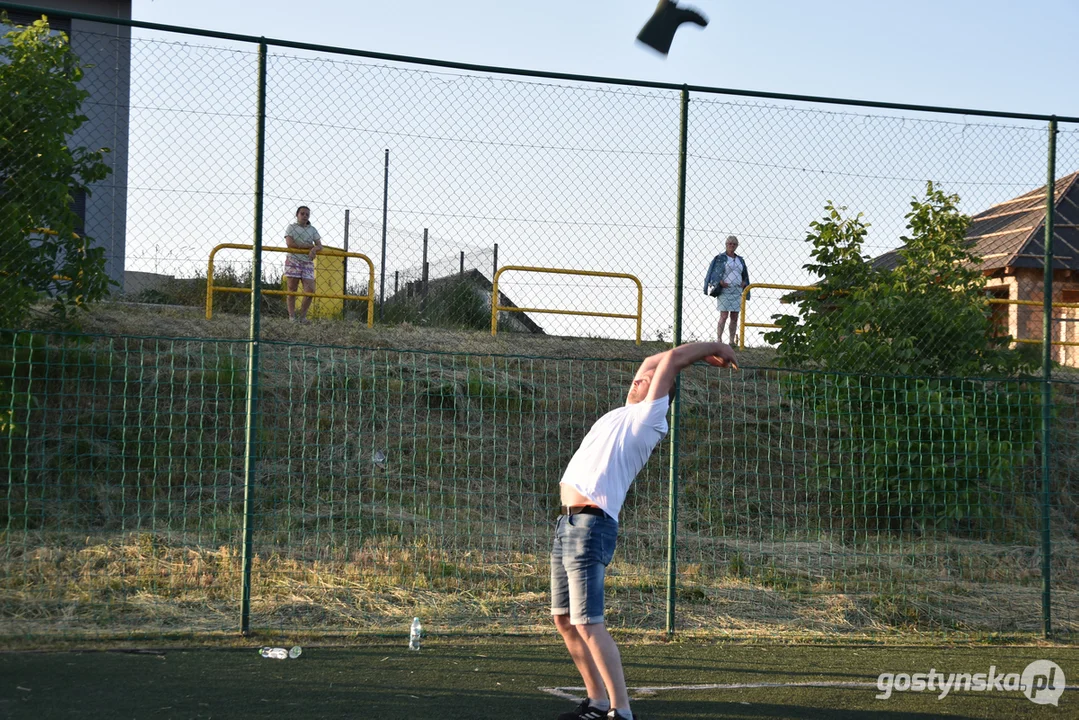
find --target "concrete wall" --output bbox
[123,270,173,297]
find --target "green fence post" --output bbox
[666,86,689,637]
[240,39,268,636]
[1041,117,1057,640]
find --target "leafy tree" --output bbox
[0,14,114,329]
[768,183,1031,376]
[767,184,1040,536]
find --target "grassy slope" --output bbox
[2,305,1078,641]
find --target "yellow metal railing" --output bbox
[738,283,816,350]
[491,265,644,345]
[988,298,1079,348]
[736,286,1079,350]
[206,244,375,326]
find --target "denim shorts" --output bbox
[550,511,619,625]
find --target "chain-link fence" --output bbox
[2,5,1079,641]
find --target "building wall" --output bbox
[24,2,132,288]
[986,269,1079,367]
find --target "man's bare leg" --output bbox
[728,311,739,345]
[577,622,631,711]
[555,615,608,702]
[717,311,730,341]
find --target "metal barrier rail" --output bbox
[736,286,1079,349]
[206,243,375,326]
[738,283,816,350]
[989,298,1079,347]
[491,265,644,345]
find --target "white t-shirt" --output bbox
[559,396,670,521]
[722,255,743,288]
[284,223,321,264]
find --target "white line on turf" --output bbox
[539,682,1079,702]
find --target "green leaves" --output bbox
[767,183,1035,378]
[788,373,1040,535]
[770,185,1042,536]
[0,14,115,329]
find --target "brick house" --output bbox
[875,171,1079,366]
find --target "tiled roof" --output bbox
[874,170,1079,272]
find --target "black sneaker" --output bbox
[557,700,609,720]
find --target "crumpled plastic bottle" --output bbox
[259,646,302,659]
[409,618,422,651]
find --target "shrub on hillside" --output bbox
[767,185,1041,536]
[0,16,115,329]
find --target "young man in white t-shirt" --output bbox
[552,341,737,720]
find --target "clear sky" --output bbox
[114,1,1079,342]
[131,0,1079,118]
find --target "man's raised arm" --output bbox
[645,341,736,401]
[632,351,668,382]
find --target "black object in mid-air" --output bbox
[636,0,709,55]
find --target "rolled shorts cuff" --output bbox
[551,607,570,616]
[570,614,605,626]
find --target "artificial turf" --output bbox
[2,641,1077,719]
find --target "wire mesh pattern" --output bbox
[5,333,1077,638]
[1,332,247,635]
[2,10,1079,641]
[247,344,675,632]
[685,100,1053,348]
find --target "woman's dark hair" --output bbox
[296,205,310,217]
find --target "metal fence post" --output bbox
[666,86,689,637]
[239,38,268,637]
[1041,117,1057,640]
[422,228,429,308]
[379,149,389,321]
[342,208,350,295]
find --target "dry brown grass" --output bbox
[6,528,1078,642]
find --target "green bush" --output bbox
[375,277,493,331]
[789,374,1039,534]
[767,184,1042,535]
[0,15,115,328]
[132,266,288,317]
[767,184,1034,377]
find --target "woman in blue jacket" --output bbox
[704,235,751,345]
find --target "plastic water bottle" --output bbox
[408,617,422,651]
[259,645,302,660]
